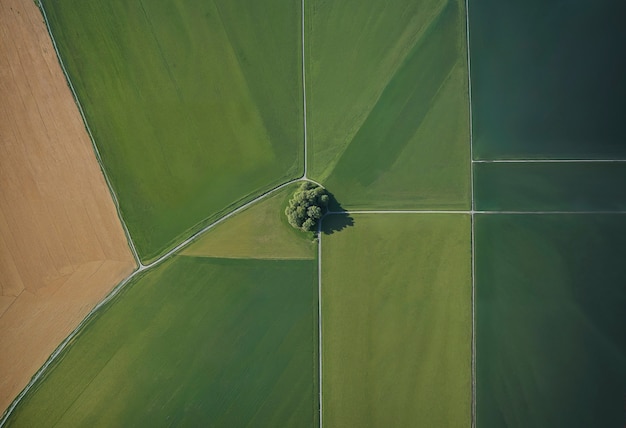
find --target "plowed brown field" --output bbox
[0,0,136,413]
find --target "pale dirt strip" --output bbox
[0,0,135,417]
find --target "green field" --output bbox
[475,214,626,427]
[41,0,303,262]
[6,0,475,425]
[469,0,626,159]
[6,255,318,427]
[474,162,626,211]
[306,0,470,209]
[183,183,316,260]
[321,214,471,427]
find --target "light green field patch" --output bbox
[6,256,318,427]
[41,0,303,263]
[308,0,469,208]
[183,183,315,260]
[306,0,445,181]
[326,60,470,209]
[321,214,471,427]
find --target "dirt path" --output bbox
[0,0,136,413]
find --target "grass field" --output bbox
[474,162,626,211]
[475,214,626,427]
[6,255,318,427]
[3,0,475,422]
[469,0,626,159]
[183,183,315,260]
[40,0,303,262]
[306,0,470,209]
[321,214,471,427]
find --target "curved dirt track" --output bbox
[0,0,136,413]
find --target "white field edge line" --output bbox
[473,159,626,163]
[331,210,626,215]
[334,210,470,214]
[301,0,308,179]
[303,2,321,424]
[476,211,626,215]
[37,1,142,268]
[464,0,476,426]
[317,221,323,428]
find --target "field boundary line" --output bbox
[317,220,323,428]
[325,210,626,216]
[464,0,477,426]
[36,1,142,268]
[476,210,626,215]
[141,179,302,269]
[473,159,626,163]
[301,0,309,179]
[330,210,471,214]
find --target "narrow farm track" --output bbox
[464,0,477,425]
[473,159,626,163]
[317,220,323,428]
[301,0,309,178]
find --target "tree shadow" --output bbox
[321,192,354,235]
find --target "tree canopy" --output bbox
[285,182,329,232]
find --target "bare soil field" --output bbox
[0,0,135,413]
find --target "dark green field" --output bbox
[469,0,626,159]
[474,162,626,211]
[306,0,470,209]
[470,1,626,427]
[321,214,471,427]
[41,0,303,262]
[6,256,318,427]
[475,214,626,427]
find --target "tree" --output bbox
[285,182,329,232]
